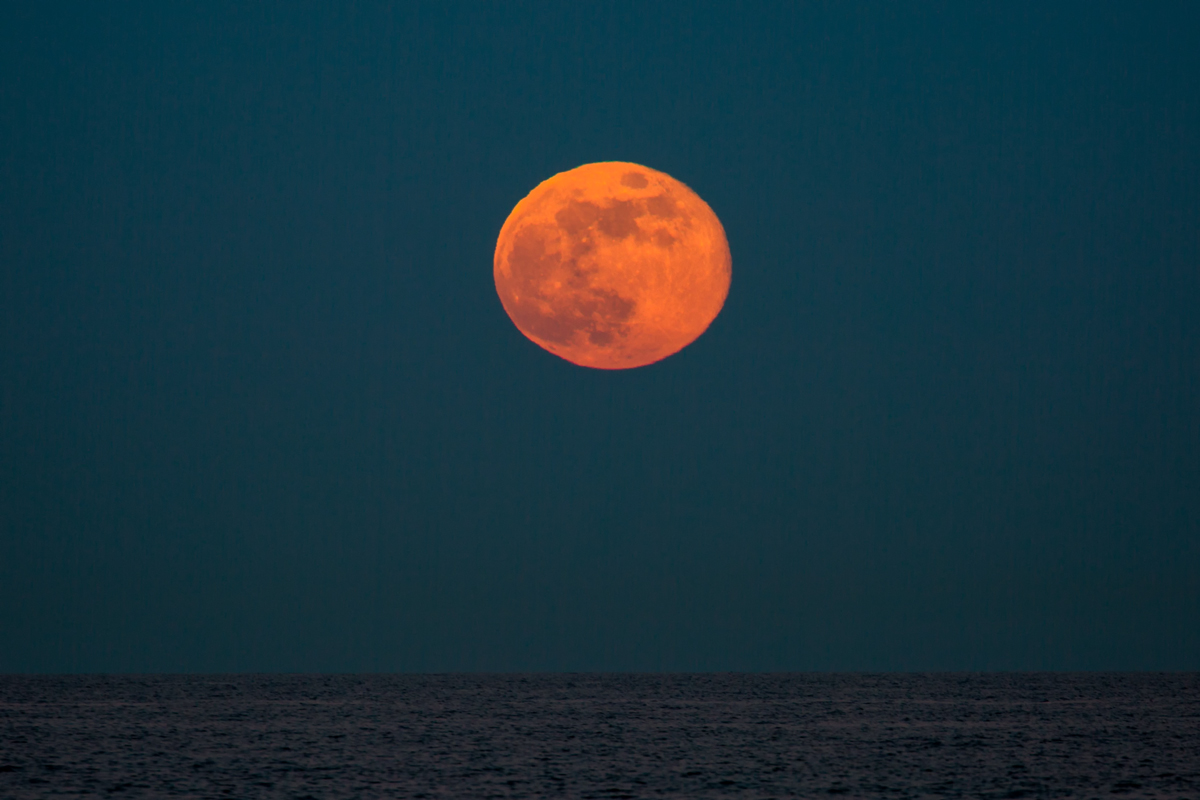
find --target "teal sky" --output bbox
[1,2,1197,672]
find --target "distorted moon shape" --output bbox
[494,162,731,369]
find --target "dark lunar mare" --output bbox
[2,674,1197,799]
[501,222,637,347]
[500,190,691,350]
[502,195,672,350]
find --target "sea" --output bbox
[1,673,1197,798]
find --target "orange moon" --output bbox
[494,162,731,369]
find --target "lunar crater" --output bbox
[620,171,648,188]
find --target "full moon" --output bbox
[494,162,731,369]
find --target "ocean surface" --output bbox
[1,673,1197,798]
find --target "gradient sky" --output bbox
[2,3,1197,672]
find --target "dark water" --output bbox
[1,674,1197,798]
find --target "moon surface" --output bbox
[494,162,731,369]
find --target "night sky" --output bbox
[2,3,1197,673]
